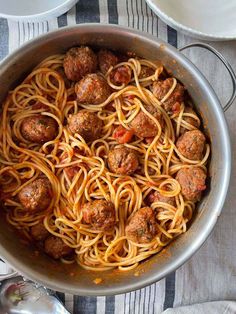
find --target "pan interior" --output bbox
[0,25,230,295]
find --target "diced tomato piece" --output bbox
[127,95,135,100]
[113,125,134,144]
[172,102,180,114]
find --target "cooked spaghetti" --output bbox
[0,46,210,271]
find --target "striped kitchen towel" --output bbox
[1,1,236,314]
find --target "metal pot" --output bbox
[0,24,233,296]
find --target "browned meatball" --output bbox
[44,236,73,259]
[176,167,207,202]
[176,130,206,160]
[63,46,97,81]
[147,191,175,208]
[82,199,116,231]
[130,105,163,138]
[98,49,118,75]
[139,66,155,79]
[180,106,199,134]
[18,178,52,212]
[111,65,132,85]
[125,207,158,243]
[75,74,112,105]
[31,221,49,241]
[107,146,139,175]
[21,115,57,144]
[68,111,103,141]
[152,78,185,114]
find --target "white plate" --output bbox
[0,0,78,22]
[146,0,236,40]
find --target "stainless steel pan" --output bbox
[0,24,233,295]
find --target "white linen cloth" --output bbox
[163,301,236,314]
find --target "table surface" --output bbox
[0,1,236,314]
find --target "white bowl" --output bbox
[0,0,78,22]
[146,0,236,41]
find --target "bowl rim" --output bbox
[145,0,236,41]
[0,23,231,295]
[0,0,78,22]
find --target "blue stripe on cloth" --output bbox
[152,284,156,314]
[140,288,145,314]
[17,22,20,49]
[140,0,145,31]
[148,285,152,311]
[167,25,178,48]
[55,291,65,305]
[129,291,133,314]
[126,0,130,27]
[0,18,9,60]
[105,295,115,314]
[32,23,35,37]
[76,0,100,23]
[130,0,135,28]
[163,272,176,310]
[145,3,150,35]
[108,0,118,24]
[150,8,155,35]
[163,25,177,311]
[142,287,146,314]
[58,13,68,28]
[73,296,97,314]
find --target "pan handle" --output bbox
[179,42,236,112]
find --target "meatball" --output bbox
[82,199,116,231]
[98,49,118,75]
[75,73,112,105]
[44,236,73,259]
[68,111,103,141]
[139,66,155,79]
[31,221,49,241]
[21,115,57,144]
[152,78,185,114]
[18,178,52,212]
[176,130,206,160]
[147,191,175,208]
[125,207,158,243]
[176,167,207,202]
[130,104,163,138]
[63,46,97,81]
[107,146,139,175]
[111,65,132,85]
[180,106,199,134]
